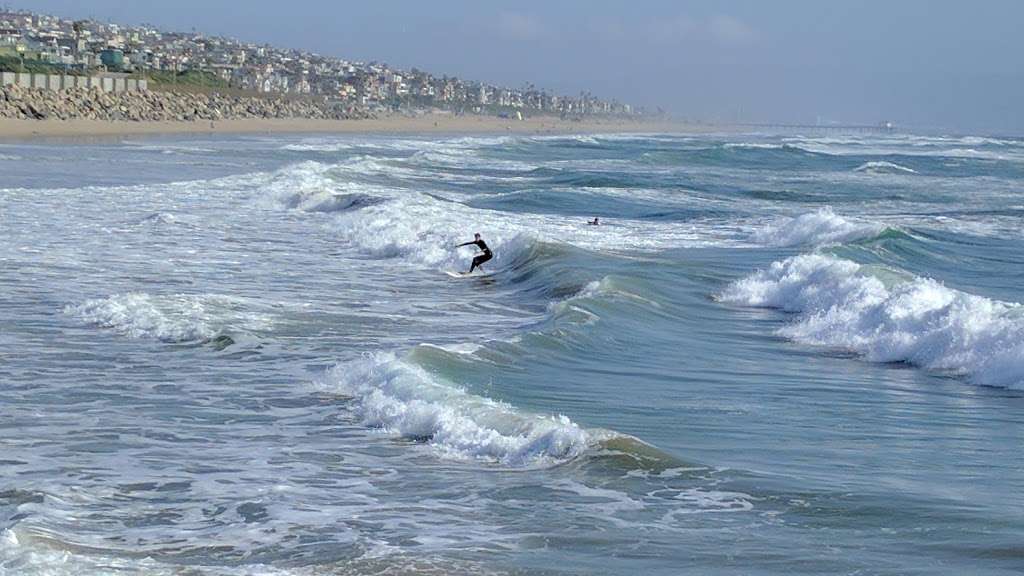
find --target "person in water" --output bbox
[588,217,600,225]
[456,233,493,274]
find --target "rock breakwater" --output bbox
[0,85,370,122]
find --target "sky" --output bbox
[16,0,1024,133]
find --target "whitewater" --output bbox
[2,131,1024,575]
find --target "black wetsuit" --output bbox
[459,239,493,273]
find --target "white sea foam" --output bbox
[659,488,754,518]
[282,142,357,152]
[321,353,594,466]
[256,152,757,266]
[723,142,785,150]
[281,135,512,154]
[752,207,885,247]
[551,479,646,512]
[259,160,396,213]
[532,134,601,145]
[420,342,484,355]
[263,160,338,209]
[319,183,753,271]
[905,214,1024,240]
[66,293,272,343]
[409,149,536,172]
[914,135,1024,148]
[257,161,538,268]
[0,525,329,576]
[327,191,537,269]
[123,142,217,154]
[853,160,918,174]
[719,254,1024,388]
[380,135,512,151]
[139,211,179,225]
[0,528,173,576]
[0,524,510,576]
[969,136,1020,146]
[782,135,1024,162]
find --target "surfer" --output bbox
[456,233,493,274]
[588,217,600,225]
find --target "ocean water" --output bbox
[1,131,1023,575]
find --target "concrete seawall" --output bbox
[0,72,147,93]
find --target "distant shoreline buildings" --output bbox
[0,8,642,118]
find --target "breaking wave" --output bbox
[319,183,747,270]
[752,208,886,247]
[311,264,671,467]
[853,161,918,174]
[778,135,1024,161]
[285,191,386,213]
[138,211,182,226]
[257,158,750,269]
[282,142,357,152]
[321,352,600,467]
[259,160,398,213]
[327,194,538,270]
[65,293,271,346]
[718,254,1024,388]
[723,142,786,150]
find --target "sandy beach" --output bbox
[0,113,722,140]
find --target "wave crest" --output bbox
[719,254,1024,388]
[261,160,391,213]
[853,161,917,174]
[752,208,886,247]
[65,293,271,345]
[328,191,538,270]
[322,353,594,466]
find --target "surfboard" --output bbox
[445,270,496,279]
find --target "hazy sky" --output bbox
[19,0,1024,133]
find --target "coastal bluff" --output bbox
[0,85,369,122]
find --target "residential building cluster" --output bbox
[0,8,639,116]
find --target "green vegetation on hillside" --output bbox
[0,55,78,74]
[140,70,230,89]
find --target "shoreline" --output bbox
[0,115,727,140]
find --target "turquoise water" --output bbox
[1,132,1023,575]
